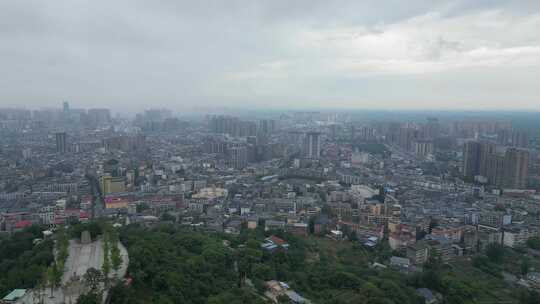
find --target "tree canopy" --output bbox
[0,226,54,297]
[110,224,422,304]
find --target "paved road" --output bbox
[17,237,129,304]
[63,239,104,284]
[115,240,129,279]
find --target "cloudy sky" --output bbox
[1,0,540,112]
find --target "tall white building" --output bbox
[304,132,321,159]
[414,140,434,158]
[229,146,248,169]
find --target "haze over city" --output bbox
[1,0,540,112]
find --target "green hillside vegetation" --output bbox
[110,222,540,304]
[0,226,54,297]
[110,224,421,304]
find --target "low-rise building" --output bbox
[503,225,540,248]
[407,243,429,265]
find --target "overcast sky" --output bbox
[1,0,540,112]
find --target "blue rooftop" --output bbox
[3,289,27,301]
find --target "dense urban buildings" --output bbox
[1,104,540,304]
[463,141,530,188]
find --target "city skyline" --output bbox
[2,2,540,303]
[1,0,540,111]
[2,103,540,303]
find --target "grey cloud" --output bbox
[0,0,539,111]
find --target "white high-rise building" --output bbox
[304,132,321,159]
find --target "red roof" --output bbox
[3,212,29,219]
[269,235,286,246]
[81,196,93,204]
[65,209,80,216]
[54,217,66,224]
[14,220,32,229]
[124,277,133,286]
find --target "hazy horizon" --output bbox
[1,0,540,111]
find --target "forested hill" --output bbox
[109,224,422,304]
[3,223,537,304]
[0,226,54,297]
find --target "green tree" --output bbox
[136,203,150,213]
[102,253,111,287]
[442,275,475,304]
[109,283,138,304]
[111,244,122,277]
[109,224,444,304]
[277,294,290,304]
[46,265,60,297]
[358,282,385,302]
[526,237,540,250]
[37,272,48,304]
[0,227,54,297]
[83,268,103,292]
[328,272,361,289]
[77,291,101,304]
[486,243,505,263]
[425,251,442,271]
[521,257,530,275]
[349,231,358,242]
[160,212,176,222]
